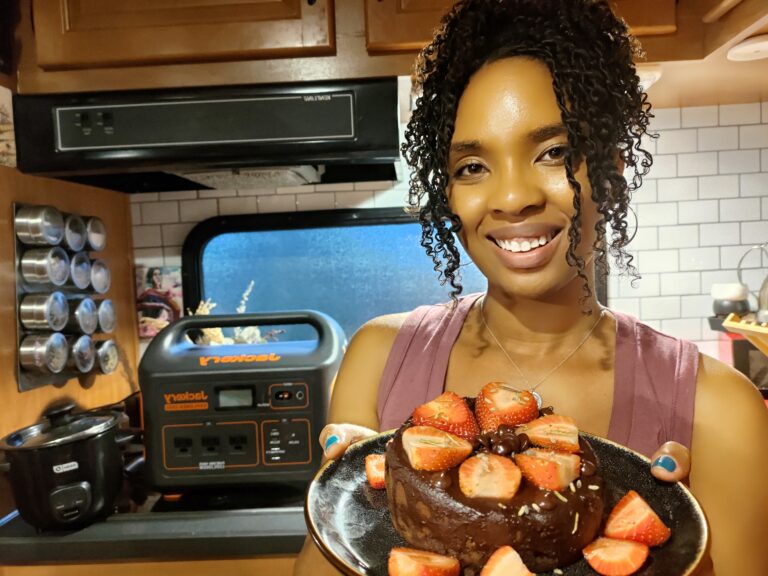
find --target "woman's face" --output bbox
[151,268,162,289]
[448,57,600,301]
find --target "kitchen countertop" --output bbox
[0,505,307,564]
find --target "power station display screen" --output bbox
[217,387,254,408]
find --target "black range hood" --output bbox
[13,77,400,193]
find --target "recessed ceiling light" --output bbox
[727,33,768,61]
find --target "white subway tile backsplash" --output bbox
[637,203,678,226]
[163,246,182,268]
[610,298,640,317]
[661,318,702,341]
[630,179,657,204]
[680,294,713,318]
[238,187,279,196]
[354,180,395,191]
[218,196,257,215]
[637,249,679,273]
[698,127,738,152]
[763,101,768,123]
[296,192,335,211]
[132,225,162,248]
[678,152,718,176]
[719,150,760,174]
[699,174,739,199]
[627,226,658,251]
[649,108,681,130]
[276,185,315,194]
[762,149,768,171]
[699,222,740,246]
[639,134,657,155]
[335,191,376,209]
[763,197,768,219]
[657,177,697,201]
[679,247,719,271]
[640,296,680,320]
[130,204,141,226]
[657,129,697,154]
[739,125,768,149]
[701,270,740,295]
[741,221,767,245]
[161,223,195,247]
[681,106,718,128]
[648,154,677,178]
[618,273,659,297]
[198,189,237,198]
[374,187,408,208]
[695,341,721,360]
[179,199,217,222]
[678,200,719,224]
[741,268,768,292]
[133,247,164,268]
[740,173,768,197]
[129,193,159,203]
[721,245,761,269]
[315,182,355,192]
[660,272,700,296]
[658,225,699,249]
[258,195,297,213]
[157,190,197,201]
[141,201,179,225]
[719,197,761,222]
[719,103,761,125]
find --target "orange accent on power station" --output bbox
[198,352,282,367]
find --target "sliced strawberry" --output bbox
[411,391,480,440]
[516,414,580,453]
[582,537,649,576]
[365,453,386,490]
[604,490,672,547]
[388,547,461,576]
[459,453,522,500]
[514,448,581,491]
[480,546,534,576]
[401,426,474,472]
[475,382,539,432]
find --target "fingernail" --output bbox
[652,455,676,473]
[324,434,339,453]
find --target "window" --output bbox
[182,208,487,342]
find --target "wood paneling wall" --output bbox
[0,166,139,439]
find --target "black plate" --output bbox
[305,431,708,576]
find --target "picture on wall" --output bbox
[135,265,183,339]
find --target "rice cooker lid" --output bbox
[0,403,117,450]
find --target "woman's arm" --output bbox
[293,314,405,576]
[689,354,768,576]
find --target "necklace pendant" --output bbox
[531,390,543,410]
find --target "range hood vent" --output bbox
[13,78,400,193]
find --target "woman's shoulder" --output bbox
[695,352,764,409]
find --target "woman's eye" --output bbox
[454,162,486,178]
[540,145,567,163]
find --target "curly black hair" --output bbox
[402,0,652,302]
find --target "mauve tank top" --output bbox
[376,293,699,458]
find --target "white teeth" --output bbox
[495,232,555,253]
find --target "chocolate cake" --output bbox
[385,416,605,574]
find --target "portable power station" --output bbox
[138,311,345,492]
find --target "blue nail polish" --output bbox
[652,455,676,472]
[324,434,340,452]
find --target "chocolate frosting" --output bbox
[385,423,605,574]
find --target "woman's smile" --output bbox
[488,227,564,270]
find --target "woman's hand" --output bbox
[319,423,377,460]
[650,441,691,483]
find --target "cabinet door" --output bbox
[32,0,335,71]
[365,0,676,54]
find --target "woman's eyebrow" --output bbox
[449,140,482,154]
[528,123,568,143]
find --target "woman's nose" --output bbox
[486,167,546,216]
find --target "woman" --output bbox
[295,1,768,574]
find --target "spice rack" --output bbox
[722,313,768,357]
[13,203,119,392]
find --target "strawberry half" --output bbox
[604,490,672,547]
[365,453,386,490]
[480,546,534,576]
[388,547,461,576]
[459,453,522,500]
[411,391,480,440]
[516,414,580,453]
[582,537,649,576]
[475,382,539,432]
[401,426,474,472]
[514,448,581,491]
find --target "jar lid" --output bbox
[69,252,92,290]
[96,340,119,374]
[69,335,96,373]
[90,259,111,294]
[0,403,117,451]
[46,246,71,286]
[46,291,70,332]
[75,298,99,335]
[97,299,116,333]
[86,217,107,251]
[63,214,87,252]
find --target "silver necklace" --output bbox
[479,296,605,409]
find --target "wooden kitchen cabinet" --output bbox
[31,0,335,70]
[364,0,677,54]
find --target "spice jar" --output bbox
[67,335,96,373]
[90,259,111,294]
[85,217,107,252]
[19,292,69,332]
[62,214,87,252]
[95,340,119,375]
[68,252,92,290]
[96,299,116,333]
[19,333,69,374]
[20,247,70,286]
[66,297,99,335]
[14,205,65,246]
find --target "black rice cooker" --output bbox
[0,403,124,531]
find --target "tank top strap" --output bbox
[608,310,699,457]
[377,293,483,430]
